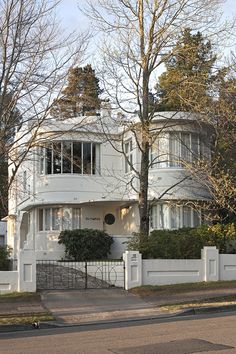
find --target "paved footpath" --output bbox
[0,286,236,329]
[41,286,236,325]
[41,288,170,325]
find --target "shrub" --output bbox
[0,246,11,270]
[58,228,114,261]
[128,223,236,259]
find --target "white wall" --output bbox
[0,271,18,294]
[219,254,236,281]
[142,259,203,286]
[124,248,236,289]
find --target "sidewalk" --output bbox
[0,284,236,331]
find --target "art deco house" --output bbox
[7,110,211,260]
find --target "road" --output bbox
[1,312,236,353]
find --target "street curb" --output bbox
[179,304,236,316]
[1,304,236,333]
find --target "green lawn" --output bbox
[0,292,41,303]
[130,280,236,297]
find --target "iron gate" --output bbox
[36,260,125,290]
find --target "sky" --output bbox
[57,0,236,80]
[58,0,236,32]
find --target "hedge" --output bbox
[58,228,114,261]
[127,223,236,259]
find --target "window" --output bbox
[150,132,209,169]
[151,204,201,230]
[23,171,27,192]
[40,141,100,175]
[38,207,81,231]
[124,140,133,173]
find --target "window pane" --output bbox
[39,210,43,231]
[170,205,181,229]
[73,142,82,174]
[92,144,96,175]
[39,147,45,174]
[191,134,199,162]
[45,208,50,231]
[181,133,191,164]
[83,142,91,174]
[53,142,62,174]
[158,135,169,168]
[95,144,100,174]
[72,208,80,229]
[159,204,166,229]
[193,209,200,227]
[170,133,180,167]
[52,208,60,230]
[183,206,191,227]
[62,142,72,173]
[46,146,52,174]
[62,208,72,230]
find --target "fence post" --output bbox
[123,251,142,290]
[202,246,219,282]
[18,250,36,292]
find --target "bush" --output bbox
[128,223,236,259]
[58,228,114,261]
[0,246,11,270]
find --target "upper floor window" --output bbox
[39,141,100,175]
[124,140,133,173]
[150,132,210,169]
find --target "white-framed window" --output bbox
[124,140,133,173]
[39,141,100,175]
[38,207,81,231]
[151,204,201,230]
[150,132,210,169]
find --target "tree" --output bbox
[84,0,233,240]
[195,64,236,223]
[0,92,21,218]
[51,64,102,118]
[0,0,88,217]
[155,28,217,112]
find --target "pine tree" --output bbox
[51,65,102,118]
[155,28,217,111]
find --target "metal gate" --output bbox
[36,260,125,290]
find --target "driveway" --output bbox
[41,288,165,325]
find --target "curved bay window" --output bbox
[150,132,210,169]
[39,141,100,175]
[38,207,81,231]
[151,204,201,230]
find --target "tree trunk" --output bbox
[139,65,150,241]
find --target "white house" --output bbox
[7,110,212,261]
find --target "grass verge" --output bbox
[0,313,54,325]
[0,292,41,303]
[130,280,236,297]
[159,295,236,312]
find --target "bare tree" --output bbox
[0,0,89,217]
[83,0,234,239]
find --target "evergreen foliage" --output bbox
[58,228,113,261]
[128,224,236,259]
[0,246,11,271]
[155,28,217,111]
[51,64,102,118]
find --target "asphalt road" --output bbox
[1,312,236,354]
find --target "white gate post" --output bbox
[202,246,219,282]
[18,250,36,292]
[123,251,142,290]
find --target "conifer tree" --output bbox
[51,65,102,118]
[156,28,217,112]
